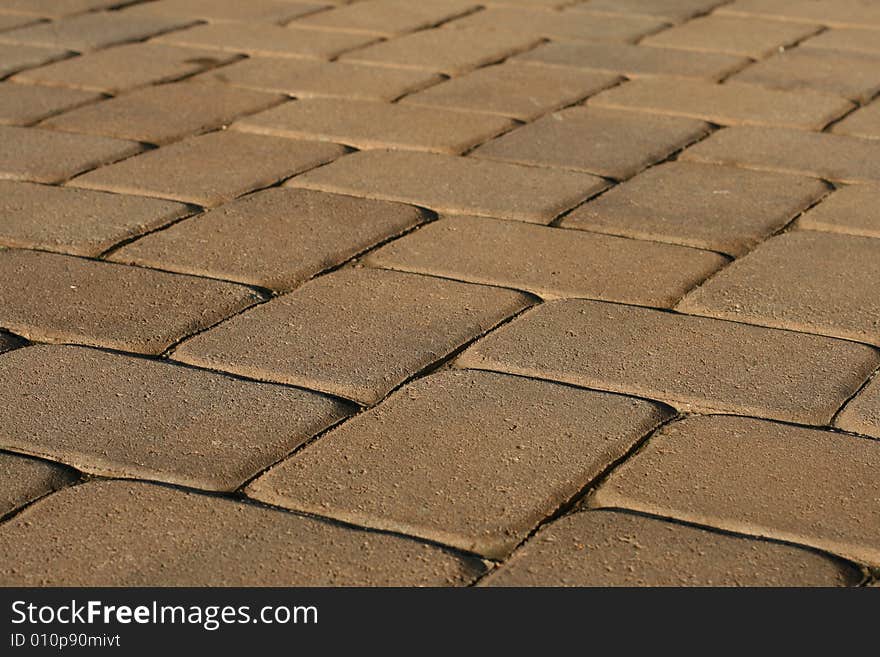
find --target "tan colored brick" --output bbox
[456,299,879,424]
[0,345,350,490]
[0,0,127,17]
[13,42,237,93]
[802,28,880,56]
[42,81,284,144]
[642,15,819,58]
[471,106,710,179]
[127,0,327,24]
[483,0,575,7]
[366,215,726,306]
[293,0,478,36]
[592,415,880,567]
[572,0,727,22]
[0,82,99,125]
[0,13,39,31]
[71,130,345,207]
[247,370,671,558]
[681,126,880,183]
[565,161,828,256]
[339,26,542,75]
[289,149,607,223]
[0,180,189,256]
[677,232,880,345]
[0,42,70,77]
[0,480,482,586]
[233,98,513,154]
[0,451,77,518]
[832,102,880,140]
[174,267,532,404]
[197,57,441,101]
[589,78,852,130]
[0,125,141,183]
[514,41,748,81]
[111,188,426,291]
[795,184,880,239]
[481,510,859,587]
[400,61,619,121]
[836,374,880,440]
[0,249,259,354]
[717,0,880,29]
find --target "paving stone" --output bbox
[796,184,880,239]
[572,0,727,22]
[456,298,879,424]
[471,106,710,180]
[0,13,41,32]
[0,345,351,490]
[589,78,852,131]
[514,41,748,81]
[289,149,607,223]
[0,249,259,354]
[677,231,880,345]
[128,0,328,24]
[717,0,880,29]
[641,15,819,58]
[0,451,77,518]
[152,21,377,59]
[680,126,880,184]
[483,0,575,7]
[42,81,284,144]
[71,130,345,207]
[339,26,542,76]
[0,42,70,78]
[0,180,190,256]
[832,102,880,140]
[481,509,859,587]
[246,370,671,558]
[111,188,426,291]
[0,0,132,17]
[12,42,237,93]
[0,480,482,586]
[197,57,441,101]
[234,98,513,154]
[366,215,726,306]
[400,62,619,121]
[802,28,880,56]
[292,0,478,36]
[173,267,532,404]
[592,415,880,567]
[0,125,141,183]
[836,373,880,440]
[565,161,829,256]
[0,82,100,125]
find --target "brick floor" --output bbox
[0,82,100,125]
[0,451,77,518]
[716,0,880,29]
[0,0,128,16]
[795,184,880,239]
[0,43,71,77]
[832,102,880,140]
[571,0,728,23]
[801,28,880,56]
[127,0,328,25]
[291,0,479,37]
[836,374,880,440]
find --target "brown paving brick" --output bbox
[592,415,880,567]
[0,43,70,78]
[681,126,880,184]
[514,41,748,81]
[42,81,284,144]
[796,184,880,239]
[802,28,880,56]
[197,57,441,101]
[0,125,141,183]
[0,14,41,32]
[247,370,671,559]
[0,82,99,125]
[0,345,351,490]
[111,188,425,291]
[717,0,880,29]
[471,106,710,180]
[0,0,129,16]
[13,42,237,93]
[677,232,880,345]
[0,180,189,256]
[400,62,619,121]
[589,78,852,130]
[565,161,828,256]
[365,215,726,306]
[293,0,478,36]
[481,509,859,587]
[641,15,819,58]
[173,267,532,404]
[289,149,607,223]
[0,249,259,354]
[483,0,575,7]
[456,299,879,424]
[0,480,482,586]
[836,374,880,440]
[128,0,328,24]
[572,0,727,22]
[0,451,77,518]
[234,98,513,155]
[832,102,880,140]
[339,26,542,75]
[71,130,345,207]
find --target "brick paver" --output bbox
[0,249,259,354]
[0,0,126,16]
[0,451,77,518]
[246,370,671,558]
[365,215,726,306]
[0,82,99,125]
[481,510,859,587]
[128,0,328,25]
[717,0,880,29]
[836,374,880,440]
[456,299,879,424]
[801,28,880,56]
[0,13,38,32]
[0,480,482,586]
[0,42,70,77]
[831,102,880,140]
[571,0,727,22]
[292,0,479,36]
[592,415,880,567]
[795,184,880,239]
[110,188,426,291]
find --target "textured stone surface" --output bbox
[0,0,129,16]
[128,0,328,24]
[802,28,880,56]
[573,0,727,22]
[836,374,880,440]
[0,82,99,125]
[0,43,70,77]
[247,370,671,558]
[292,0,478,36]
[0,13,38,32]
[796,184,880,239]
[0,451,77,518]
[832,102,880,140]
[717,0,880,29]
